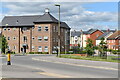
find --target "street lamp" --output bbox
[55,4,61,56]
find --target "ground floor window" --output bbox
[38,46,42,52]
[44,46,48,52]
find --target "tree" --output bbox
[1,35,8,54]
[85,38,94,56]
[98,37,107,59]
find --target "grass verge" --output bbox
[59,55,120,63]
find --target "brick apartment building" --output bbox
[0,8,71,54]
[107,30,120,50]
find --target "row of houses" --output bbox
[70,29,120,50]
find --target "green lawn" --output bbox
[59,55,120,63]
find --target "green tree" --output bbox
[85,38,94,56]
[98,37,107,59]
[1,35,8,54]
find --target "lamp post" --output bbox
[55,4,61,56]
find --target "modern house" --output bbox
[80,29,103,47]
[107,30,120,50]
[70,29,103,48]
[0,8,71,54]
[70,30,81,48]
[96,31,115,46]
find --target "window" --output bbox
[44,46,48,52]
[32,27,35,30]
[3,28,6,31]
[45,27,48,31]
[38,27,41,31]
[32,46,35,50]
[8,28,10,31]
[23,27,27,31]
[8,37,10,40]
[44,36,48,42]
[38,46,42,52]
[96,34,99,37]
[38,37,42,42]
[13,37,16,40]
[23,36,27,42]
[32,37,35,40]
[53,26,56,32]
[13,27,16,31]
[13,46,16,49]
[8,46,10,50]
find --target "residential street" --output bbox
[0,54,118,78]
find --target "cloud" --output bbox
[0,2,118,30]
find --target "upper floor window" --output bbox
[3,28,6,31]
[32,37,35,40]
[96,34,99,37]
[23,36,27,42]
[44,36,48,42]
[13,37,16,40]
[45,27,48,31]
[38,27,41,31]
[13,27,16,31]
[32,27,35,30]
[8,28,10,31]
[13,46,16,49]
[22,27,27,31]
[38,37,42,42]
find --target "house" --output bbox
[0,8,71,54]
[107,30,120,50]
[70,29,103,48]
[96,31,114,46]
[80,29,103,47]
[70,30,81,48]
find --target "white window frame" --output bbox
[38,26,42,31]
[45,26,48,31]
[44,46,48,52]
[8,37,10,40]
[38,37,42,42]
[44,36,48,42]
[13,37,16,40]
[38,46,42,52]
[13,46,16,49]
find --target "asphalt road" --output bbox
[1,54,119,78]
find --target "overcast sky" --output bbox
[0,1,118,31]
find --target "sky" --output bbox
[0,1,118,31]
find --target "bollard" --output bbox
[7,51,11,65]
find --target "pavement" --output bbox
[0,54,119,78]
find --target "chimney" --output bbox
[45,8,49,14]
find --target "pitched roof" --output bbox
[81,29,102,34]
[71,31,81,37]
[96,32,113,40]
[101,30,116,33]
[34,13,58,23]
[0,13,70,29]
[0,15,41,26]
[107,30,120,40]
